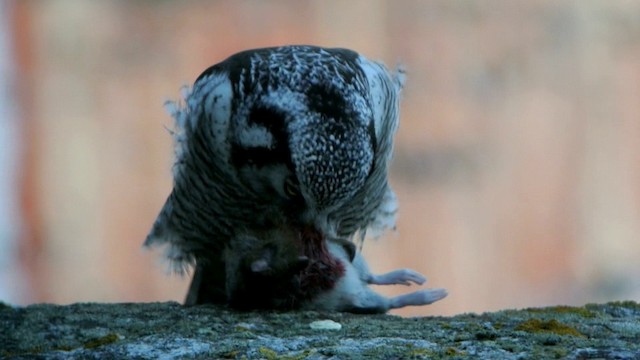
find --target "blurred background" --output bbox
[1,0,639,316]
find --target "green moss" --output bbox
[403,343,436,359]
[551,305,596,318]
[526,305,596,318]
[83,333,120,349]
[257,347,311,360]
[220,350,240,358]
[3,345,46,357]
[406,347,435,358]
[515,319,584,337]
[258,347,278,360]
[286,350,313,360]
[443,346,466,357]
[55,345,76,351]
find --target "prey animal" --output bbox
[226,225,447,313]
[145,45,447,311]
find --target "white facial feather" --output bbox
[237,125,274,148]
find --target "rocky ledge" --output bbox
[1,301,639,359]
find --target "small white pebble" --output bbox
[235,322,258,331]
[309,319,342,331]
[197,328,216,336]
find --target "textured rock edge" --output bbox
[1,301,639,359]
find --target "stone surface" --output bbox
[1,301,639,359]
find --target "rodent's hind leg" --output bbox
[389,288,448,309]
[339,286,448,313]
[367,268,427,286]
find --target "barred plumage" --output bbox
[145,45,423,309]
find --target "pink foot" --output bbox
[389,288,448,309]
[369,269,427,286]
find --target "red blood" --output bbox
[230,225,346,310]
[294,226,345,301]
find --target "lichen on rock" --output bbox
[1,301,639,359]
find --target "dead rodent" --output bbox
[213,225,447,313]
